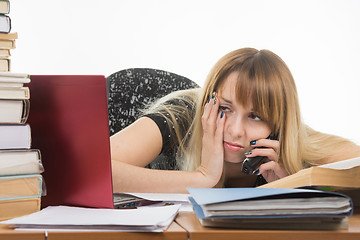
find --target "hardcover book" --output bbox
[0,58,9,71]
[0,174,43,199]
[259,157,360,205]
[0,124,31,149]
[0,73,30,87]
[0,49,10,58]
[0,149,43,176]
[0,14,11,33]
[0,72,29,82]
[0,32,17,40]
[0,0,9,15]
[0,87,30,99]
[0,197,41,221]
[0,99,29,123]
[0,39,14,49]
[259,157,360,189]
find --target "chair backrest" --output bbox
[107,68,199,136]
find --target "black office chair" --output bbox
[107,68,199,170]
[107,68,199,136]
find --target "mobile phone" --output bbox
[241,134,276,175]
[241,155,265,175]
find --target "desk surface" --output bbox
[2,213,360,240]
[175,212,360,240]
[0,224,44,240]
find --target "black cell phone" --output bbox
[241,155,265,175]
[241,134,276,175]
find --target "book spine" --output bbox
[0,149,43,176]
[0,73,30,81]
[0,87,30,99]
[0,174,43,200]
[0,99,28,123]
[0,124,31,149]
[0,197,41,221]
[0,14,11,33]
[0,0,9,15]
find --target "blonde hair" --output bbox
[141,88,200,160]
[181,48,356,176]
[145,48,357,185]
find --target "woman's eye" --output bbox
[219,106,230,112]
[250,113,262,121]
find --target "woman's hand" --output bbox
[248,138,288,182]
[197,93,226,187]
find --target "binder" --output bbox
[188,188,353,230]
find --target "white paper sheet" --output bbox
[318,156,360,170]
[1,204,180,232]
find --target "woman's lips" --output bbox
[224,141,244,152]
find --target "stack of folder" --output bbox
[188,188,353,230]
[0,73,44,221]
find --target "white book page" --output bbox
[318,157,360,170]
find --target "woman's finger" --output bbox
[251,138,280,154]
[202,93,219,133]
[257,161,288,181]
[215,110,225,143]
[247,148,278,162]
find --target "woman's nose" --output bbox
[227,116,245,139]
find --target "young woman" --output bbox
[110,48,360,193]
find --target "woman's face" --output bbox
[218,72,272,163]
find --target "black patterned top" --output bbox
[143,95,197,170]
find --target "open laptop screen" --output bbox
[28,75,114,209]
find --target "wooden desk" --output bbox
[0,224,45,240]
[0,222,187,240]
[175,212,360,240]
[3,213,360,240]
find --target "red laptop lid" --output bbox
[27,75,114,209]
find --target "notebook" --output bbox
[27,75,148,209]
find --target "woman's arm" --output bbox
[110,115,224,193]
[111,161,213,193]
[110,117,163,168]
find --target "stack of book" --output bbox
[0,0,16,72]
[0,73,44,221]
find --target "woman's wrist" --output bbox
[195,165,221,188]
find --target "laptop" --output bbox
[28,75,152,209]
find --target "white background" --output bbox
[10,0,360,144]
